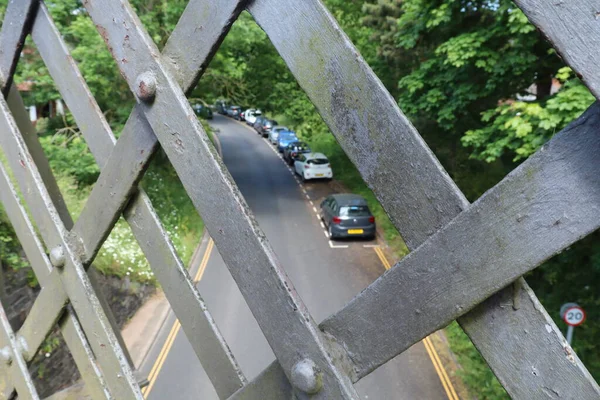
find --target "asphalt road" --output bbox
[141,114,450,399]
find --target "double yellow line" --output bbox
[142,239,215,398]
[373,246,459,400]
[423,336,459,400]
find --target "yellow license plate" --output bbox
[348,229,364,234]
[316,173,324,177]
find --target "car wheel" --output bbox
[328,225,336,240]
[302,172,307,182]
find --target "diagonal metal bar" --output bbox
[0,306,39,399]
[0,0,38,97]
[82,0,360,397]
[320,102,600,392]
[17,280,68,362]
[0,159,111,399]
[514,0,600,100]
[0,93,142,398]
[0,7,125,399]
[28,1,248,396]
[246,0,599,397]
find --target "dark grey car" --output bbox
[320,194,376,240]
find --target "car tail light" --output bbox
[332,216,342,224]
[291,152,297,157]
[304,164,310,169]
[326,164,330,168]
[369,216,375,223]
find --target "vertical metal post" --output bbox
[0,259,5,306]
[566,325,574,346]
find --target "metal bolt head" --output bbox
[291,358,323,394]
[135,71,157,102]
[0,347,12,365]
[49,245,65,268]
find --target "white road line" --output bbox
[329,241,349,249]
[363,244,379,248]
[316,214,321,220]
[320,222,325,229]
[323,231,329,239]
[309,200,314,206]
[305,194,310,200]
[312,206,317,213]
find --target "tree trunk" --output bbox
[536,73,553,100]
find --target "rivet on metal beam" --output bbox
[0,347,12,365]
[49,245,65,268]
[291,358,323,394]
[135,71,157,102]
[16,335,29,360]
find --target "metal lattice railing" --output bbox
[0,0,598,399]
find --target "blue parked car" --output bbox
[276,131,298,152]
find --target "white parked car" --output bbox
[268,126,289,144]
[244,109,262,125]
[294,152,333,181]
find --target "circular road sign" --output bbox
[563,306,586,327]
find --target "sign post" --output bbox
[560,303,586,346]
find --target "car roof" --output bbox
[329,193,368,206]
[305,152,327,159]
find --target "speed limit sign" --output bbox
[564,306,586,326]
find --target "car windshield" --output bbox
[339,206,371,217]
[290,142,308,149]
[307,158,328,165]
[279,133,296,140]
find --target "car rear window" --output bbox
[307,158,328,165]
[280,133,296,140]
[339,206,371,217]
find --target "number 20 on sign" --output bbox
[564,306,586,327]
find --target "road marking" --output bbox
[423,336,460,400]
[320,222,325,229]
[329,240,349,249]
[312,206,317,213]
[194,238,214,283]
[363,244,379,248]
[143,238,215,398]
[374,247,392,270]
[373,248,459,400]
[323,231,329,239]
[316,214,321,220]
[305,194,310,200]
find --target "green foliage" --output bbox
[463,68,595,162]
[445,322,509,399]
[0,208,30,272]
[39,133,100,187]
